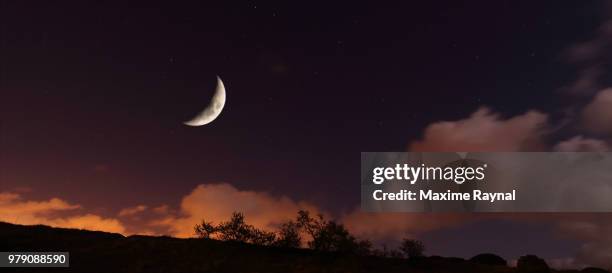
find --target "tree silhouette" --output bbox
[194,220,217,239]
[216,212,253,242]
[399,238,425,259]
[195,212,276,246]
[194,210,394,256]
[295,209,371,254]
[296,210,325,238]
[275,220,301,248]
[249,228,276,246]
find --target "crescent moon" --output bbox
[184,76,226,126]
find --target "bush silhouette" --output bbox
[249,228,276,246]
[216,212,253,242]
[296,210,372,254]
[581,267,611,273]
[194,212,276,246]
[274,220,301,248]
[516,255,549,273]
[194,220,216,239]
[195,210,412,256]
[372,244,403,258]
[399,238,425,258]
[469,253,507,266]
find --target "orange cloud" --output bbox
[0,192,80,214]
[152,183,322,238]
[118,205,148,217]
[145,184,481,241]
[45,214,125,234]
[0,192,125,234]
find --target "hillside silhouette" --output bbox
[0,221,607,273]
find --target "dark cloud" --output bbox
[583,88,612,134]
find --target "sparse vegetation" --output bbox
[193,210,438,261]
[274,220,301,248]
[195,212,276,246]
[399,238,426,259]
[371,244,404,258]
[517,255,550,273]
[295,209,372,254]
[1,220,605,273]
[195,210,373,254]
[194,219,216,239]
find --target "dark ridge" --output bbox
[0,221,605,273]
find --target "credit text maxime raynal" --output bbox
[372,189,516,202]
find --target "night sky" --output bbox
[1,1,611,268]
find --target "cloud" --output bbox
[564,18,612,64]
[3,93,612,267]
[561,17,612,94]
[557,217,612,269]
[2,184,463,241]
[152,183,322,238]
[45,214,125,234]
[118,205,148,217]
[152,205,170,214]
[409,107,549,152]
[553,135,610,152]
[561,67,603,95]
[122,100,611,266]
[400,13,612,267]
[545,257,582,270]
[0,192,126,234]
[583,88,612,134]
[341,212,470,241]
[0,192,80,214]
[145,184,475,243]
[405,103,612,268]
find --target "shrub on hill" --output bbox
[195,210,373,255]
[581,267,611,273]
[517,255,549,273]
[469,253,507,266]
[399,238,425,259]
